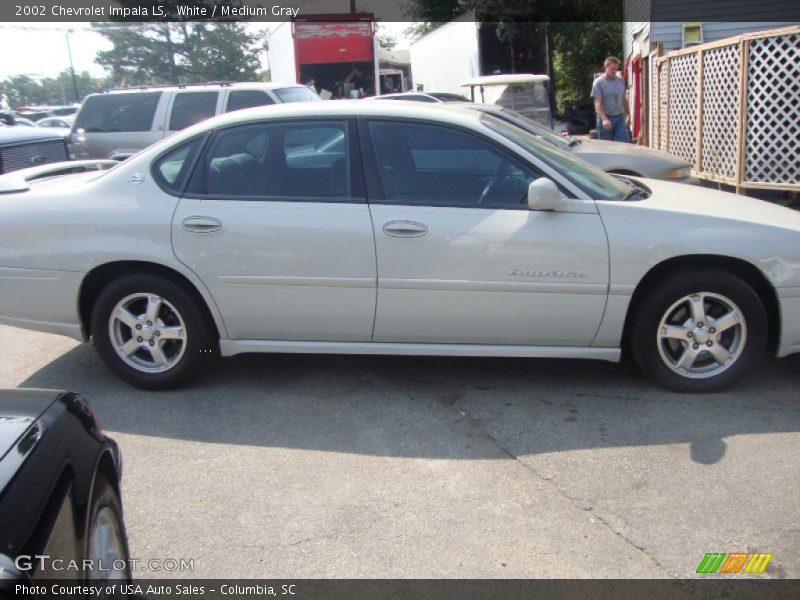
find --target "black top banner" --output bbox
[2,0,799,23]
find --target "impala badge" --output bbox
[129,173,144,185]
[509,269,587,278]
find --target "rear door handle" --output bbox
[383,221,428,238]
[181,216,223,233]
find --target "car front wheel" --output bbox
[91,273,211,390]
[630,270,767,393]
[86,475,130,592]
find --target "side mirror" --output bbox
[527,177,566,211]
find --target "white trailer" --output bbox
[267,22,297,84]
[409,18,480,95]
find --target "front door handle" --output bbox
[181,216,223,233]
[383,220,428,238]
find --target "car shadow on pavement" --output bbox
[18,343,800,466]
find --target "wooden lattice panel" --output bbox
[701,45,740,179]
[655,61,670,152]
[744,33,800,184]
[666,54,697,165]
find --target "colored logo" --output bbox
[696,552,773,574]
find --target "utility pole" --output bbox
[65,30,80,102]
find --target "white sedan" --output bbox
[1,101,799,392]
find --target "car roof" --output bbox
[149,100,487,151]
[91,82,310,96]
[197,99,481,128]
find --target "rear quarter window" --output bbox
[225,90,275,112]
[152,136,204,195]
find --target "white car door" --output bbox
[363,119,609,346]
[168,119,377,341]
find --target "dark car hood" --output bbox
[0,127,65,145]
[0,389,61,460]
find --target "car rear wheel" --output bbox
[86,476,130,593]
[630,270,767,392]
[91,273,211,390]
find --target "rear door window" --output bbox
[75,92,161,133]
[188,120,350,199]
[169,92,219,131]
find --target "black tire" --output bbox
[86,475,131,594]
[630,269,767,393]
[91,273,212,390]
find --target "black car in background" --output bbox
[0,390,129,597]
[0,125,72,175]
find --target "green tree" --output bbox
[405,0,622,22]
[403,22,443,42]
[93,21,265,86]
[376,25,397,51]
[549,21,623,114]
[0,71,111,107]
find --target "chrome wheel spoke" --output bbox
[145,295,163,324]
[662,324,690,340]
[711,311,739,334]
[115,307,140,329]
[159,325,185,340]
[148,343,170,367]
[119,338,141,357]
[675,346,700,370]
[688,294,707,325]
[96,525,110,560]
[707,344,733,366]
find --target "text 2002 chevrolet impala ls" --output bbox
[1,101,799,392]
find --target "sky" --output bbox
[0,22,413,81]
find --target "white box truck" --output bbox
[409,17,554,126]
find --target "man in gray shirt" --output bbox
[591,56,631,142]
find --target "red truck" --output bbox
[268,14,382,99]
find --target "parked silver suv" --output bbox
[70,81,320,161]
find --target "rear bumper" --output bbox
[0,267,85,341]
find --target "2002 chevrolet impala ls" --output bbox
[1,101,799,392]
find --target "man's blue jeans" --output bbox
[597,114,630,142]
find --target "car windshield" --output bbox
[273,87,321,103]
[429,93,471,102]
[497,107,575,148]
[481,113,630,200]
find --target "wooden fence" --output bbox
[654,25,799,193]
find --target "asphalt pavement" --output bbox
[1,323,798,579]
